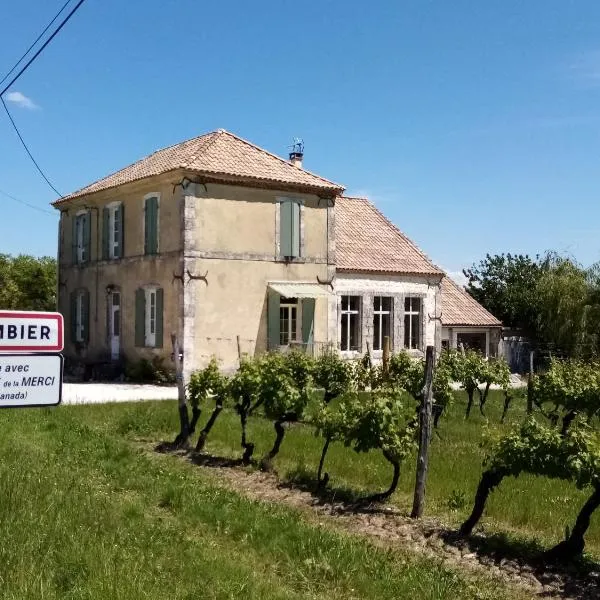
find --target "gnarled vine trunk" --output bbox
[189,406,202,434]
[364,450,401,503]
[500,391,512,424]
[195,397,224,452]
[545,484,600,561]
[459,468,507,536]
[478,382,492,415]
[239,404,255,464]
[173,404,192,448]
[561,410,577,436]
[316,436,331,490]
[260,418,288,471]
[465,387,476,419]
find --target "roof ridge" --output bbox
[216,130,344,189]
[179,129,223,169]
[362,197,443,274]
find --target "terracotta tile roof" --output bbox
[335,196,443,275]
[55,129,344,204]
[441,277,502,327]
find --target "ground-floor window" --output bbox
[373,296,392,351]
[404,296,422,350]
[279,297,298,345]
[341,295,361,351]
[457,332,487,355]
[135,286,164,348]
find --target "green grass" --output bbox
[0,402,522,600]
[111,390,600,558]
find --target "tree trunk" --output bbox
[459,468,507,536]
[316,436,331,490]
[500,391,512,424]
[195,397,224,452]
[479,382,491,415]
[239,403,255,465]
[260,418,287,471]
[545,484,600,561]
[364,450,401,503]
[171,334,191,448]
[465,388,475,419]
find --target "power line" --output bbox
[0,0,88,98]
[0,187,55,216]
[1,97,62,196]
[0,0,74,89]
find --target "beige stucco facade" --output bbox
[57,172,335,374]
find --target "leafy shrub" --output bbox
[125,356,175,384]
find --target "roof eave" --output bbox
[336,267,444,277]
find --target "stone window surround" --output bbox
[337,291,428,358]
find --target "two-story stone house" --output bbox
[53,129,342,378]
[54,129,502,377]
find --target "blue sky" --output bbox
[2,1,600,279]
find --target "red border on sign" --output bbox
[0,311,64,352]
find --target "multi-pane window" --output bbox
[340,295,361,351]
[74,212,90,264]
[404,297,421,350]
[103,203,123,259]
[373,296,392,351]
[279,297,298,345]
[135,286,163,348]
[280,199,301,258]
[145,288,157,347]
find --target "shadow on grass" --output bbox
[153,442,600,599]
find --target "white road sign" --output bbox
[0,311,64,352]
[0,354,63,407]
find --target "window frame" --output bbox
[74,210,89,264]
[143,192,160,256]
[279,297,301,346]
[373,296,393,351]
[144,286,158,347]
[106,201,122,259]
[75,290,85,342]
[404,296,422,350]
[340,295,361,352]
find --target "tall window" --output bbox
[145,288,157,347]
[279,297,298,345]
[70,288,89,343]
[103,202,123,259]
[144,195,159,255]
[135,286,164,348]
[373,296,392,351]
[73,211,90,264]
[341,295,361,351]
[279,199,301,258]
[404,297,421,350]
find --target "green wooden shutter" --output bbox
[71,216,78,265]
[102,208,110,260]
[301,298,315,350]
[280,201,292,257]
[83,212,92,263]
[81,289,90,343]
[135,288,146,347]
[267,289,280,350]
[115,204,124,258]
[291,201,300,257]
[155,288,164,348]
[145,197,158,255]
[70,290,77,342]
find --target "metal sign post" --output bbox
[0,311,64,408]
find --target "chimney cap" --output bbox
[289,138,304,163]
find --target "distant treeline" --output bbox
[0,254,57,312]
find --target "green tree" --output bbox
[0,254,56,311]
[463,253,542,333]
